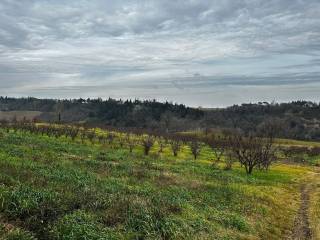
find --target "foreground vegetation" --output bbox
[0,124,319,239]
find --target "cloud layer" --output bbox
[0,0,319,106]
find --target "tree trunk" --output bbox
[248,165,254,174]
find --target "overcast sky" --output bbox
[0,0,319,107]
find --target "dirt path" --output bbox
[291,183,312,240]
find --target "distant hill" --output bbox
[203,101,320,140]
[0,97,204,131]
[0,97,319,140]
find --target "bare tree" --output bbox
[107,132,114,145]
[228,132,276,174]
[80,130,86,143]
[86,130,96,144]
[170,140,181,157]
[118,134,126,148]
[98,134,106,144]
[206,135,228,166]
[224,150,235,170]
[68,127,79,141]
[126,133,135,153]
[189,138,201,160]
[157,137,165,153]
[141,136,154,155]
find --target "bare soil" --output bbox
[291,184,312,240]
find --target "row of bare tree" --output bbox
[0,121,282,174]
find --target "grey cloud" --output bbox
[0,0,319,106]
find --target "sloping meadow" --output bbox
[0,128,309,239]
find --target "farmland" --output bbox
[1,0,320,239]
[0,111,42,122]
[0,124,319,239]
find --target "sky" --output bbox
[0,0,319,107]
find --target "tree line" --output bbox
[1,97,320,140]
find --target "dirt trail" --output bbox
[291,183,312,240]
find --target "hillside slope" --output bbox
[0,127,318,239]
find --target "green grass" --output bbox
[275,138,320,147]
[0,128,315,239]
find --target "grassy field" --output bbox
[0,127,318,239]
[275,138,320,148]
